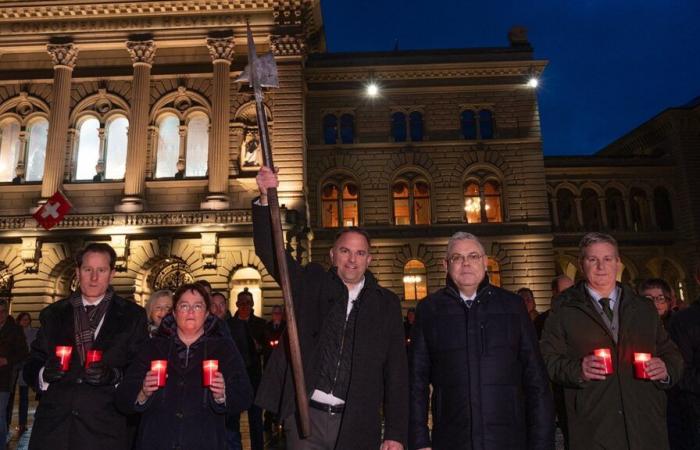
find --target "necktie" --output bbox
[85,305,96,314]
[599,298,613,322]
[465,299,474,309]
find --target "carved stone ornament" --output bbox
[15,91,34,116]
[94,88,112,114]
[270,35,306,57]
[173,86,191,111]
[126,40,156,66]
[47,43,78,68]
[206,37,235,63]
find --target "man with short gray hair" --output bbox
[541,232,683,450]
[409,231,554,450]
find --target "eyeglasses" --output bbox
[153,306,172,313]
[446,252,483,265]
[176,303,206,313]
[645,295,669,305]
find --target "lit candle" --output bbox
[594,348,614,375]
[55,346,73,372]
[634,353,652,379]
[151,360,167,388]
[85,350,103,368]
[202,360,219,387]
[270,340,279,348]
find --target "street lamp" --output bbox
[366,82,379,97]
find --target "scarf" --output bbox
[70,287,113,364]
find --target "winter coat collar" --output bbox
[444,272,491,303]
[154,313,224,340]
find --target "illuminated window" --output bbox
[321,179,359,228]
[0,118,21,182]
[155,114,180,178]
[26,118,48,182]
[74,116,101,181]
[104,115,128,180]
[154,112,209,179]
[393,176,431,225]
[463,179,502,223]
[403,259,427,301]
[185,113,209,177]
[487,257,501,287]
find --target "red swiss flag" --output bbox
[33,191,73,230]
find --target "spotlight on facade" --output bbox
[527,77,539,88]
[366,83,379,97]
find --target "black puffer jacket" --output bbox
[116,314,252,450]
[409,276,554,450]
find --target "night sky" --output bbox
[321,1,700,156]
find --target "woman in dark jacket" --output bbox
[116,283,252,450]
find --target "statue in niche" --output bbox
[240,129,262,171]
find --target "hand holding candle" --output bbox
[151,360,167,388]
[634,353,652,379]
[635,354,668,381]
[581,353,608,381]
[202,360,219,387]
[85,350,103,368]
[55,346,73,372]
[208,371,226,404]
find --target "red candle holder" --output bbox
[594,348,614,375]
[634,353,652,379]
[202,360,219,387]
[151,360,167,388]
[85,350,103,368]
[269,340,279,348]
[55,346,73,372]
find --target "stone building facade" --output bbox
[0,1,697,319]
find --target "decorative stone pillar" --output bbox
[116,39,155,212]
[39,43,77,201]
[201,35,234,210]
[14,131,27,183]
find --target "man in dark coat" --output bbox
[541,232,684,450]
[226,289,266,450]
[0,299,28,445]
[254,166,408,450]
[24,243,148,450]
[667,267,700,450]
[409,231,554,450]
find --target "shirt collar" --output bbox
[347,277,365,301]
[585,284,620,306]
[82,295,105,307]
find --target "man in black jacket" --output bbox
[24,243,148,450]
[409,231,554,450]
[0,299,27,446]
[254,166,407,450]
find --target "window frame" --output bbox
[392,174,432,226]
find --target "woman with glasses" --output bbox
[116,283,252,450]
[639,278,674,329]
[144,290,173,337]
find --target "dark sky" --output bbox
[321,1,700,156]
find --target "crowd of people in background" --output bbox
[0,165,695,450]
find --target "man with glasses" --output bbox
[540,233,683,450]
[409,231,554,450]
[24,243,148,450]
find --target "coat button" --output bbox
[71,410,79,416]
[75,378,82,384]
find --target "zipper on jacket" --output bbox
[329,307,351,396]
[480,322,486,355]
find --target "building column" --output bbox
[574,196,584,230]
[201,35,235,210]
[116,39,156,212]
[549,196,559,228]
[39,43,78,202]
[14,130,27,183]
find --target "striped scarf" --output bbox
[70,287,113,364]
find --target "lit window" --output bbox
[185,113,209,177]
[393,176,431,225]
[321,179,359,228]
[0,118,21,182]
[487,257,501,287]
[104,115,128,180]
[155,114,181,178]
[74,117,100,181]
[403,259,427,300]
[464,179,502,223]
[26,118,48,182]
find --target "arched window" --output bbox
[340,113,354,144]
[323,114,337,145]
[581,188,602,231]
[391,112,407,142]
[185,113,209,177]
[231,267,263,317]
[556,189,578,231]
[653,187,674,231]
[155,114,181,178]
[392,176,431,225]
[26,118,48,182]
[321,179,359,228]
[460,110,476,139]
[463,179,503,223]
[630,188,650,231]
[605,188,627,231]
[409,111,424,142]
[74,117,101,181]
[479,110,494,139]
[0,118,21,182]
[487,257,501,287]
[104,115,128,180]
[403,259,427,301]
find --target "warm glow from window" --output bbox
[322,183,340,227]
[155,114,180,178]
[393,181,410,225]
[487,257,501,287]
[0,119,21,182]
[26,118,48,182]
[75,117,100,180]
[403,259,427,300]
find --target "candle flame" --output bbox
[634,353,651,362]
